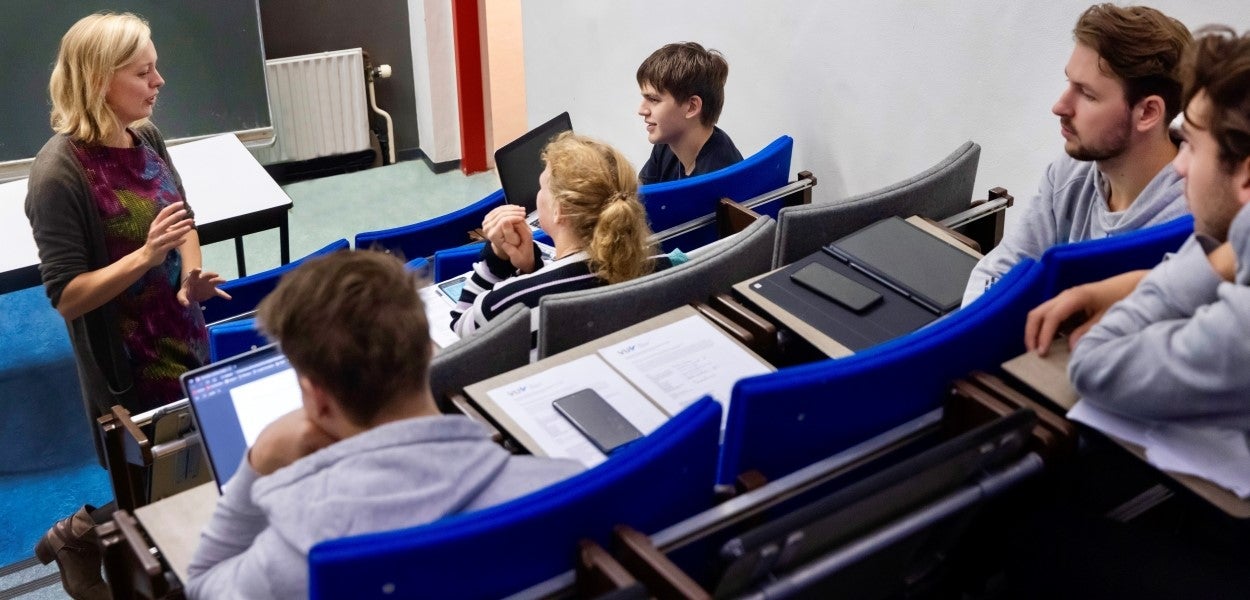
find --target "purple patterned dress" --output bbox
[71,133,209,410]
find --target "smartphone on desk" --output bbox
[552,388,643,454]
[790,262,883,313]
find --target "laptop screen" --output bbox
[495,112,573,214]
[182,344,303,488]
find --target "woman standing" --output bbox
[25,12,228,598]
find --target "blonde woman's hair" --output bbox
[542,132,656,284]
[49,12,152,145]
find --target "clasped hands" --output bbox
[483,205,536,274]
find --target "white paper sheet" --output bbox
[485,354,667,467]
[1068,400,1250,498]
[597,315,772,417]
[419,282,462,350]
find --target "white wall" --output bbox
[520,1,1238,223]
[408,0,461,164]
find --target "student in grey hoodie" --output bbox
[1026,26,1250,429]
[963,4,1192,306]
[185,250,582,600]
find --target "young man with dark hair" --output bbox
[636,41,742,184]
[185,251,581,599]
[1027,26,1250,426]
[963,4,1193,305]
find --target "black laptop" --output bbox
[495,112,573,218]
[181,344,303,489]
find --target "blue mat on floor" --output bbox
[0,461,113,567]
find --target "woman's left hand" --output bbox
[178,267,232,307]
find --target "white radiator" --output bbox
[253,48,371,165]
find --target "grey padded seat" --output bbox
[537,216,777,359]
[429,303,531,403]
[773,141,980,268]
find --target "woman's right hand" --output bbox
[482,205,534,271]
[143,202,194,268]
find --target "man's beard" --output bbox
[1063,113,1132,161]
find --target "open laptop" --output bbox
[823,216,979,314]
[495,112,572,227]
[181,344,303,489]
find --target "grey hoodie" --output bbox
[962,154,1188,306]
[1070,199,1250,431]
[185,415,582,599]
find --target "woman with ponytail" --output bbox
[451,132,676,338]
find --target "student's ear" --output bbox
[1235,155,1250,206]
[299,375,336,424]
[1134,95,1167,133]
[683,95,704,121]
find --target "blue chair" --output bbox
[717,258,1047,486]
[1038,214,1193,298]
[207,317,267,363]
[200,238,349,324]
[354,189,506,260]
[404,256,429,277]
[308,398,722,600]
[642,136,792,252]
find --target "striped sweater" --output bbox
[450,242,674,340]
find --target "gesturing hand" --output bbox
[143,202,194,268]
[178,267,232,307]
[1023,269,1148,356]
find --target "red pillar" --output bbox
[452,0,488,174]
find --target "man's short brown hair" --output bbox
[1074,4,1193,124]
[636,42,729,127]
[1182,26,1250,172]
[256,250,431,427]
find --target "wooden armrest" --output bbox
[576,539,638,597]
[691,302,755,349]
[952,187,1014,252]
[467,227,487,242]
[708,293,778,360]
[919,216,981,253]
[613,525,710,600]
[446,392,507,446]
[735,469,769,495]
[716,198,762,238]
[99,510,182,599]
[99,407,152,511]
[966,371,1078,458]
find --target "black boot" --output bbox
[34,505,112,600]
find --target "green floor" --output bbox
[202,160,501,280]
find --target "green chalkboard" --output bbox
[1,1,270,163]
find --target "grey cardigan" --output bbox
[25,123,189,458]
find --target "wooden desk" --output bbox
[133,481,220,583]
[1004,339,1250,519]
[734,216,981,358]
[1,134,292,293]
[464,305,773,465]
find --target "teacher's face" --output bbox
[106,40,164,125]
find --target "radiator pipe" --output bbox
[363,51,397,165]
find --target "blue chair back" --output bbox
[207,317,266,362]
[718,258,1047,485]
[308,398,722,600]
[642,136,792,252]
[1038,214,1192,298]
[354,190,506,260]
[200,238,349,324]
[404,256,429,277]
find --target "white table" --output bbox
[1,134,292,293]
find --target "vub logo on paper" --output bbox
[616,345,638,356]
[505,385,528,397]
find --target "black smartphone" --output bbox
[790,262,883,313]
[552,388,643,454]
